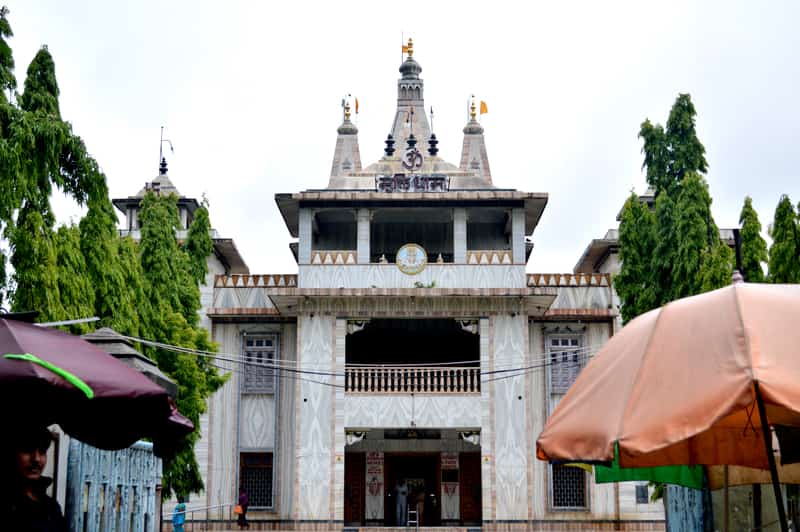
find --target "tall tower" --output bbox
[389,39,432,153]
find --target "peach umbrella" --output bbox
[536,282,800,532]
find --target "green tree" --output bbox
[673,172,733,297]
[639,93,707,198]
[768,195,800,283]
[738,196,768,282]
[138,192,224,498]
[0,6,15,101]
[614,192,657,323]
[52,224,94,333]
[184,200,213,286]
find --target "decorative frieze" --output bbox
[214,274,298,288]
[467,250,512,265]
[310,250,357,265]
[526,273,611,287]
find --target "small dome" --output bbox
[463,120,484,134]
[337,120,358,135]
[399,56,422,80]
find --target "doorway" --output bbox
[385,453,440,526]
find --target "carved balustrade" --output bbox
[345,365,480,394]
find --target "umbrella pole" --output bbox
[754,381,789,532]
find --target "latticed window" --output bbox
[239,452,273,508]
[242,335,277,394]
[548,336,583,394]
[550,464,587,510]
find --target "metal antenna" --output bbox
[159,126,174,170]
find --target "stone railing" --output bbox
[310,250,357,265]
[345,365,480,394]
[467,250,512,265]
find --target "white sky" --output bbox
[6,1,799,274]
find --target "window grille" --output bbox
[550,464,587,510]
[636,484,649,504]
[547,336,583,394]
[242,335,277,394]
[239,452,273,508]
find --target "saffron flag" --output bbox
[402,44,409,53]
[480,100,488,114]
[355,98,359,114]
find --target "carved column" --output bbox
[511,208,525,264]
[454,208,467,264]
[298,209,313,265]
[357,208,371,264]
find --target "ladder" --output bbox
[407,508,418,530]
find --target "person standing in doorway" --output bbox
[393,480,408,526]
[237,490,250,529]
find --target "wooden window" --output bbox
[547,336,583,394]
[239,452,273,509]
[242,335,277,394]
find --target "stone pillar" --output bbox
[491,314,529,520]
[454,208,467,264]
[479,318,494,522]
[357,209,371,264]
[298,209,313,265]
[511,208,526,264]
[294,314,335,520]
[332,319,347,521]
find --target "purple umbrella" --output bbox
[0,316,193,457]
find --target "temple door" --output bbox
[459,453,482,524]
[344,453,366,525]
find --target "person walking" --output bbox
[237,490,250,529]
[172,495,187,532]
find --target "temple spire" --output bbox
[390,38,431,155]
[328,96,362,184]
[459,95,492,183]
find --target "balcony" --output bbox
[345,365,480,395]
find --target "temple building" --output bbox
[150,41,667,530]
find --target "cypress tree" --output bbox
[138,192,224,498]
[614,192,657,323]
[768,195,800,283]
[738,196,768,282]
[184,200,213,286]
[52,224,94,333]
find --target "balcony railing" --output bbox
[345,366,480,394]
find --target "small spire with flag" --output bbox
[402,38,413,58]
[480,100,488,115]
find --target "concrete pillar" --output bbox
[454,208,467,264]
[298,209,313,265]
[479,318,494,522]
[511,208,526,264]
[357,208,371,264]
[333,319,347,520]
[294,314,335,520]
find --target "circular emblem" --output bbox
[396,243,427,275]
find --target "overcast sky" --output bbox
[6,1,799,274]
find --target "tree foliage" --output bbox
[738,196,768,283]
[614,192,656,323]
[0,9,223,499]
[639,94,708,198]
[616,93,730,328]
[768,195,800,283]
[137,193,225,497]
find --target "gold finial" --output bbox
[407,38,414,58]
[344,102,351,120]
[470,98,476,120]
